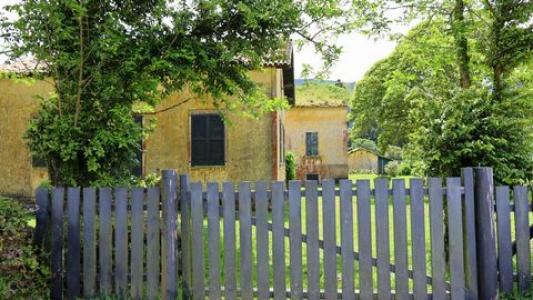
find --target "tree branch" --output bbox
[74,13,85,126]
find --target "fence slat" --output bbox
[131,188,144,299]
[410,179,427,299]
[495,186,513,293]
[240,182,253,300]
[429,178,446,299]
[99,188,113,296]
[180,174,191,300]
[147,187,161,299]
[82,188,96,298]
[289,181,303,300]
[255,182,270,300]
[322,179,337,300]
[340,180,355,300]
[514,186,531,291]
[272,181,286,300]
[461,167,478,299]
[162,170,178,300]
[35,187,50,248]
[392,179,408,299]
[51,188,64,300]
[447,178,465,300]
[66,187,81,300]
[305,180,320,300]
[191,182,205,300]
[357,180,373,300]
[207,183,221,300]
[114,187,128,298]
[375,179,391,299]
[223,182,237,300]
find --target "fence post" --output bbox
[473,167,498,300]
[161,169,178,300]
[461,167,478,300]
[179,174,191,300]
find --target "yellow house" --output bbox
[285,83,350,180]
[0,52,293,198]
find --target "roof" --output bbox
[261,41,293,68]
[0,42,294,75]
[348,147,392,160]
[294,81,350,107]
[0,58,47,74]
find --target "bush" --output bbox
[397,161,412,176]
[384,160,401,177]
[285,152,296,181]
[0,198,49,299]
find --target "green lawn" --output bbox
[199,174,532,293]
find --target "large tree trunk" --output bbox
[452,0,471,89]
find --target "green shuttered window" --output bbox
[191,114,225,166]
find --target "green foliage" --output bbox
[384,146,402,160]
[1,0,355,186]
[133,172,162,188]
[285,152,296,181]
[295,81,351,106]
[407,87,533,184]
[350,138,378,152]
[384,160,400,177]
[397,161,413,176]
[0,198,49,299]
[350,18,533,184]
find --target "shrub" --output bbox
[0,198,49,299]
[285,152,296,181]
[384,160,401,177]
[397,161,412,176]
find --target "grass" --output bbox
[197,173,532,294]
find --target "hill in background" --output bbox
[294,79,354,107]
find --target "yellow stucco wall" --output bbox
[0,68,285,198]
[144,68,286,183]
[0,79,51,198]
[347,149,379,172]
[285,106,349,179]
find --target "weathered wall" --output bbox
[144,68,286,183]
[347,149,378,173]
[0,68,285,198]
[0,79,51,198]
[285,106,348,180]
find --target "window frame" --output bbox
[190,112,226,167]
[305,131,319,157]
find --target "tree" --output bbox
[350,19,533,184]
[1,0,355,186]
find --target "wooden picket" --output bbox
[34,167,532,300]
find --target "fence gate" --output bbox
[34,167,532,299]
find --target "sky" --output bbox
[0,0,404,83]
[295,33,398,82]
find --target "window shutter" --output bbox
[191,114,225,166]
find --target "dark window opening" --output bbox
[191,114,225,166]
[305,132,318,156]
[306,174,319,181]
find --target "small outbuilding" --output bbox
[347,147,393,174]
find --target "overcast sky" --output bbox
[1,0,403,82]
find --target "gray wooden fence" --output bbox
[34,167,532,299]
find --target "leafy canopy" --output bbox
[0,0,356,186]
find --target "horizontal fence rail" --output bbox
[34,167,532,300]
